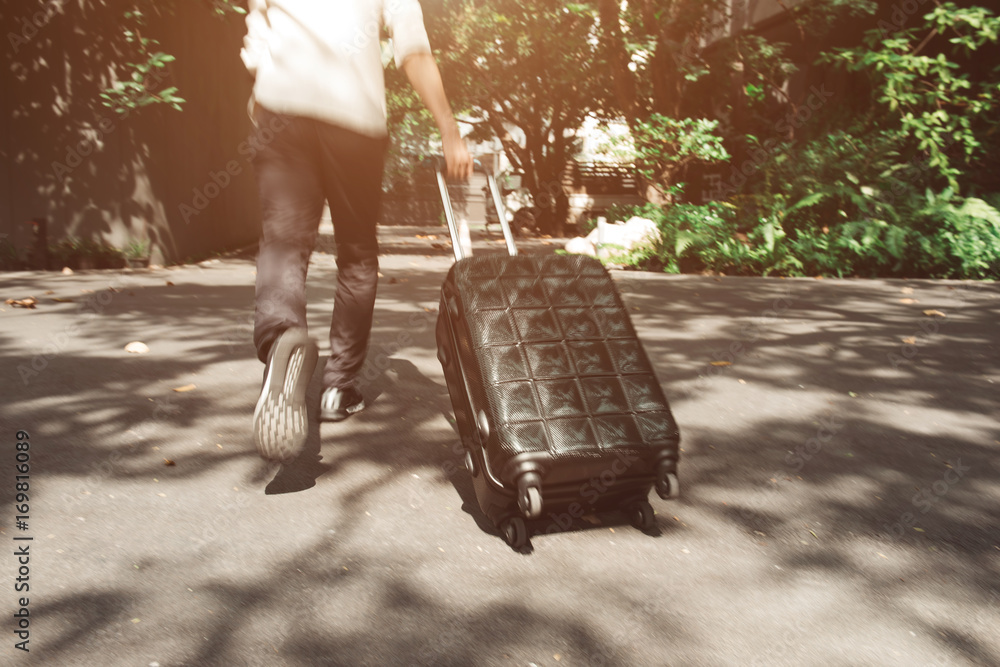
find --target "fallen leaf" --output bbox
[163,459,175,466]
[581,515,601,525]
[165,281,175,286]
[61,267,74,275]
[51,297,74,303]
[710,361,732,367]
[901,287,914,294]
[902,336,917,344]
[124,341,149,354]
[172,384,196,392]
[44,290,54,295]
[815,275,824,280]
[923,309,946,318]
[913,527,925,532]
[738,379,747,384]
[849,391,858,397]
[5,297,38,308]
[899,298,919,304]
[131,618,141,624]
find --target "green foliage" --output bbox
[50,238,125,270]
[740,122,1000,278]
[100,50,185,114]
[599,182,1000,279]
[604,200,802,276]
[123,239,151,259]
[384,64,438,194]
[822,2,1000,190]
[0,238,22,271]
[628,115,730,197]
[915,190,1000,279]
[437,0,603,233]
[101,0,246,114]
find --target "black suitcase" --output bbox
[434,169,680,549]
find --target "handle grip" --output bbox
[436,165,518,261]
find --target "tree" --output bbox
[823,1,1000,191]
[433,0,605,235]
[588,0,878,194]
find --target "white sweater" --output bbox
[241,0,432,137]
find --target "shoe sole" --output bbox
[319,398,365,423]
[252,328,318,462]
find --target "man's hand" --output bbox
[402,53,473,181]
[442,131,473,181]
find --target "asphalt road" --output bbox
[1,226,998,666]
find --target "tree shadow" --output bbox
[0,0,257,265]
[1,260,997,664]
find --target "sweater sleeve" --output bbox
[383,0,432,69]
[241,0,270,78]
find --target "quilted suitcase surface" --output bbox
[436,252,680,548]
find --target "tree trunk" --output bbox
[598,0,639,130]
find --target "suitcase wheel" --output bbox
[516,472,543,519]
[464,449,478,477]
[626,500,655,531]
[501,516,528,549]
[477,410,490,442]
[656,472,680,500]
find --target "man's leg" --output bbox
[251,108,323,461]
[314,123,388,420]
[252,109,324,361]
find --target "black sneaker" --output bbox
[319,385,365,422]
[252,327,318,462]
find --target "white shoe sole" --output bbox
[252,328,318,462]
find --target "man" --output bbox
[242,0,472,462]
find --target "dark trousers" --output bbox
[251,107,387,390]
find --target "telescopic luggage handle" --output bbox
[435,161,518,262]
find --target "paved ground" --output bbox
[1,224,998,666]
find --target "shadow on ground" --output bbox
[1,253,997,665]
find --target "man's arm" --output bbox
[401,53,473,180]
